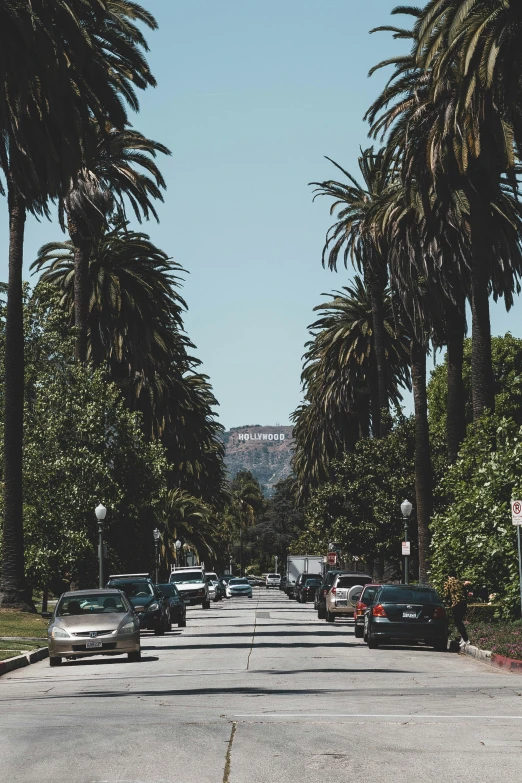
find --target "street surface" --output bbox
[1,589,522,782]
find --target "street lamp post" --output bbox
[401,499,413,585]
[153,528,160,583]
[175,539,183,567]
[95,503,107,589]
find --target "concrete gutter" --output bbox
[463,643,522,673]
[0,647,49,676]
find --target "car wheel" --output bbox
[325,610,335,623]
[202,600,210,609]
[367,635,379,649]
[354,624,364,638]
[317,607,326,620]
[178,619,187,627]
[154,624,165,636]
[128,650,141,662]
[49,656,61,667]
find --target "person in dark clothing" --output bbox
[444,570,471,647]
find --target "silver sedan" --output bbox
[226,578,253,598]
[44,589,141,666]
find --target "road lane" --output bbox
[1,589,521,782]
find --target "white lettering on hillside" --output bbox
[238,433,286,442]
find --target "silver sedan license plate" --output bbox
[86,640,103,648]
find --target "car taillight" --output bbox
[372,604,387,617]
[331,587,336,595]
[323,589,327,597]
[356,601,366,611]
[433,606,446,620]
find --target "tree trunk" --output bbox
[411,339,432,585]
[469,203,495,419]
[446,296,466,463]
[68,215,91,364]
[0,186,33,610]
[369,276,389,432]
[368,350,381,438]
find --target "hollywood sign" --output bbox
[238,433,286,441]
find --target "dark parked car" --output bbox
[294,572,322,602]
[364,584,448,650]
[295,576,322,603]
[353,584,380,638]
[314,570,346,619]
[219,575,233,598]
[279,576,287,592]
[106,574,170,635]
[157,583,187,628]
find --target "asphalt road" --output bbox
[1,589,522,783]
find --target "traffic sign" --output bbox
[512,500,522,525]
[327,552,337,566]
[402,541,411,556]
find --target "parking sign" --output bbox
[512,500,522,525]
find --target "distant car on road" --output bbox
[226,578,253,598]
[106,574,170,635]
[353,584,380,638]
[315,570,346,619]
[44,589,141,666]
[294,572,322,603]
[265,573,281,589]
[156,583,187,628]
[325,573,373,622]
[278,576,287,592]
[169,566,211,609]
[206,572,224,601]
[364,584,448,650]
[295,575,322,603]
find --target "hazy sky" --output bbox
[1,1,520,430]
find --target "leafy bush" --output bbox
[466,604,501,624]
[430,415,522,618]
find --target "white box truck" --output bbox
[285,555,323,599]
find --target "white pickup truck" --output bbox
[169,566,210,608]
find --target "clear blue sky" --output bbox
[1,1,520,430]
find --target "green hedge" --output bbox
[466,604,501,623]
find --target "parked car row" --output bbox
[44,566,260,667]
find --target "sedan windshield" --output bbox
[230,579,248,585]
[157,584,180,598]
[57,594,127,616]
[109,581,154,598]
[379,587,440,604]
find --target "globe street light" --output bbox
[401,499,413,585]
[153,528,161,584]
[95,503,107,588]
[175,539,183,567]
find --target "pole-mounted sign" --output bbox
[511,500,522,618]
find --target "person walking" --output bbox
[444,571,471,648]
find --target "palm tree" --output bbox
[292,276,410,502]
[310,149,393,435]
[33,221,228,508]
[62,123,170,363]
[0,0,156,609]
[370,4,522,421]
[159,489,220,573]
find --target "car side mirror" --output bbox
[41,611,52,619]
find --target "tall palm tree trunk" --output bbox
[68,216,91,364]
[368,276,389,434]
[411,338,432,584]
[446,297,466,463]
[469,202,495,419]
[0,186,32,610]
[368,352,381,438]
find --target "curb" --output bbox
[463,643,522,673]
[0,646,49,677]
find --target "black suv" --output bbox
[294,572,322,603]
[315,570,346,619]
[106,574,170,635]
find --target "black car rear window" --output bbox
[158,584,180,598]
[379,587,440,604]
[336,576,372,588]
[305,578,321,585]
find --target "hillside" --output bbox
[223,425,294,496]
